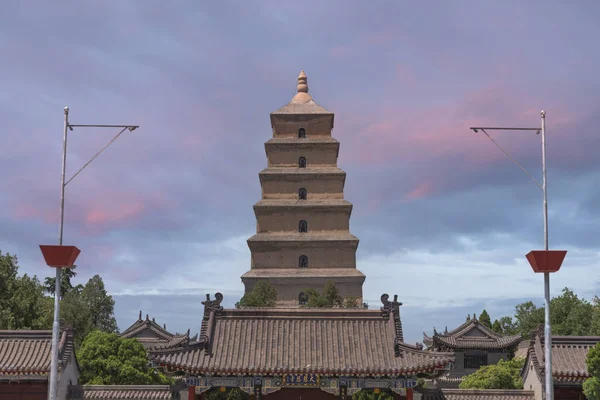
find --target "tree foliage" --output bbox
[236,281,278,308]
[499,288,595,338]
[204,388,249,400]
[78,331,172,385]
[492,319,503,333]
[584,343,600,399]
[305,281,359,309]
[352,390,394,400]
[44,266,82,298]
[459,358,525,389]
[60,274,118,345]
[0,251,53,330]
[478,310,492,328]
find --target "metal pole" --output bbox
[48,107,69,400]
[541,110,553,400]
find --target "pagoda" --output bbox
[241,71,366,306]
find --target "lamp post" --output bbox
[470,111,566,400]
[41,107,139,400]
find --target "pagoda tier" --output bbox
[265,137,340,167]
[259,167,346,200]
[254,199,353,233]
[243,71,365,306]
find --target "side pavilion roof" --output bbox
[423,314,522,351]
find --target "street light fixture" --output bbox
[470,111,566,400]
[41,107,139,400]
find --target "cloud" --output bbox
[1,1,599,348]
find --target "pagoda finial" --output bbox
[290,70,313,104]
[297,70,308,93]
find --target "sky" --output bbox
[1,0,599,344]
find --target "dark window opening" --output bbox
[298,128,306,138]
[464,354,488,369]
[298,188,307,200]
[299,292,308,305]
[299,255,308,268]
[299,157,306,168]
[299,220,308,233]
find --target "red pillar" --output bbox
[188,386,196,400]
[406,388,413,400]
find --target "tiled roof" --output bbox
[0,327,77,380]
[150,293,454,377]
[440,389,534,400]
[120,312,190,350]
[523,325,600,383]
[67,385,174,399]
[424,317,521,350]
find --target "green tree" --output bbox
[60,274,118,344]
[492,319,503,334]
[498,316,518,335]
[352,390,394,400]
[304,281,358,308]
[44,265,82,298]
[204,388,249,400]
[77,331,172,385]
[479,310,492,328]
[459,358,525,389]
[0,250,53,330]
[81,275,118,333]
[584,342,600,399]
[236,281,278,308]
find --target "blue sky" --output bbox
[1,1,599,344]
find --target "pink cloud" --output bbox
[405,181,434,201]
[86,201,145,224]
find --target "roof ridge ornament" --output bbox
[139,310,142,321]
[202,292,224,317]
[380,293,402,318]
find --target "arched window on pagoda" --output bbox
[298,128,306,138]
[299,255,308,268]
[299,220,308,233]
[299,292,308,305]
[299,157,306,168]
[298,188,307,200]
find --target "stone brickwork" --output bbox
[241,71,365,306]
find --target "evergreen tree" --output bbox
[492,319,503,333]
[479,309,492,328]
[236,281,278,308]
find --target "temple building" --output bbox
[120,311,191,350]
[0,327,79,400]
[241,71,365,307]
[150,293,455,399]
[423,314,522,388]
[148,72,457,400]
[522,326,600,400]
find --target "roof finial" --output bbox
[146,314,149,321]
[164,323,166,329]
[138,310,142,320]
[473,313,477,320]
[290,71,313,104]
[152,317,155,322]
[297,70,308,93]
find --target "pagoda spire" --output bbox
[290,70,313,104]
